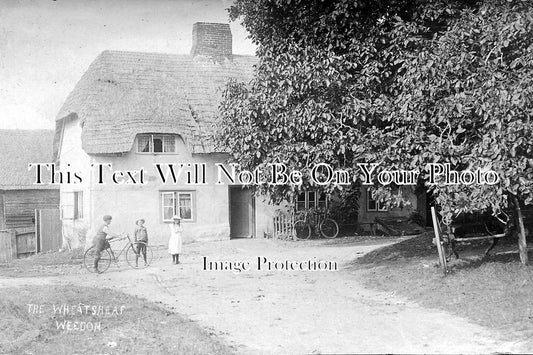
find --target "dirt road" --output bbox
[1,238,528,354]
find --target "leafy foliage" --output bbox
[384,0,533,221]
[217,0,533,223]
[329,186,361,225]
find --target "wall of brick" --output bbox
[191,22,232,59]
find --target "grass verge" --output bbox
[0,248,84,277]
[0,284,234,355]
[352,233,533,342]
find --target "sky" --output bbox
[0,0,256,130]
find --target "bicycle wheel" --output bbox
[126,242,153,269]
[294,220,311,240]
[83,246,112,273]
[320,218,339,239]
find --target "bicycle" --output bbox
[83,233,154,273]
[293,208,339,240]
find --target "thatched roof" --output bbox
[54,50,256,156]
[0,130,58,190]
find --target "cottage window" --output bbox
[178,193,192,219]
[153,136,163,152]
[161,191,194,222]
[296,191,327,211]
[367,190,387,212]
[138,135,151,152]
[61,191,83,220]
[317,193,327,209]
[296,192,306,211]
[308,191,317,209]
[162,192,174,221]
[137,134,176,153]
[163,135,175,152]
[74,191,83,219]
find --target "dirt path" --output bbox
[1,238,528,354]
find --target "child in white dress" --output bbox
[168,215,183,264]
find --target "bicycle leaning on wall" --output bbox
[293,208,339,240]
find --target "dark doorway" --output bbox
[229,186,255,238]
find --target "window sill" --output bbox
[136,152,178,155]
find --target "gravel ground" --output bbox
[0,237,529,354]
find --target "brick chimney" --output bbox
[191,22,232,60]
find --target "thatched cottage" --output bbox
[53,23,280,247]
[0,130,59,230]
[54,22,425,247]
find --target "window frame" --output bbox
[137,134,177,154]
[74,191,83,220]
[367,189,388,212]
[61,191,83,220]
[295,191,328,211]
[160,191,195,222]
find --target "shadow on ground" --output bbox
[350,232,533,346]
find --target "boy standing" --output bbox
[93,215,119,273]
[134,218,148,267]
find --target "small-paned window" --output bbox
[137,134,176,153]
[161,191,195,222]
[295,191,328,211]
[367,190,387,212]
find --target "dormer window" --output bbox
[137,134,176,153]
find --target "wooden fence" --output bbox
[273,210,295,240]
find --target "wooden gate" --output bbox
[0,209,61,263]
[0,230,16,264]
[0,228,34,262]
[273,210,294,240]
[36,209,62,252]
[15,227,37,256]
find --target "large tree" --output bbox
[384,0,533,262]
[218,0,468,200]
[217,0,533,261]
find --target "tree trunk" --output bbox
[514,196,529,265]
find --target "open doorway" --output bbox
[228,186,255,239]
